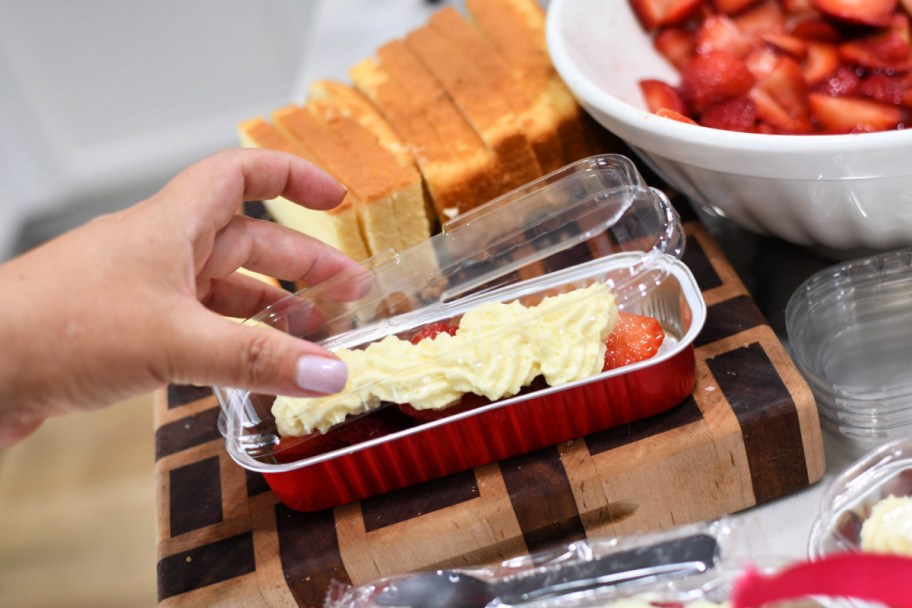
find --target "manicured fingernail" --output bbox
[295,356,348,394]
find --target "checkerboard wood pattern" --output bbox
[154,198,825,607]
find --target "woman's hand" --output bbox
[0,148,358,447]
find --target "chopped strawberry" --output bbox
[786,15,842,42]
[655,26,696,70]
[732,0,786,33]
[331,407,412,445]
[656,107,701,123]
[812,65,861,97]
[694,14,757,57]
[780,0,814,12]
[760,32,809,58]
[640,79,690,114]
[810,0,897,27]
[396,392,492,423]
[681,50,757,113]
[839,29,912,72]
[603,312,666,371]
[700,95,758,130]
[859,73,912,106]
[802,42,841,84]
[749,54,813,133]
[808,92,906,132]
[630,0,703,31]
[410,320,458,344]
[711,0,764,14]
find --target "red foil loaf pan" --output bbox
[214,154,707,512]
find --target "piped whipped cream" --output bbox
[860,495,912,556]
[273,282,618,436]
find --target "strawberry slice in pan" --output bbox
[654,26,696,70]
[603,312,666,371]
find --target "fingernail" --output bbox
[295,355,348,394]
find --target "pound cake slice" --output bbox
[427,7,565,174]
[464,0,615,163]
[237,118,370,262]
[350,44,502,223]
[404,23,543,192]
[307,80,435,242]
[273,104,426,258]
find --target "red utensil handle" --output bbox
[732,552,912,608]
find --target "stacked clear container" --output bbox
[214,154,707,512]
[786,248,912,456]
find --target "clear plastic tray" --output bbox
[809,438,912,561]
[786,248,912,456]
[214,154,705,511]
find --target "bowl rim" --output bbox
[546,0,912,155]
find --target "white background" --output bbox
[0,0,452,260]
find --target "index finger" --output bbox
[161,148,347,229]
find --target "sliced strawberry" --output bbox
[749,54,813,133]
[410,320,458,344]
[640,79,690,114]
[655,26,696,70]
[711,0,764,15]
[396,392,492,423]
[681,50,757,113]
[839,29,912,72]
[699,95,758,130]
[733,0,787,34]
[630,0,703,31]
[812,65,861,97]
[808,92,906,132]
[331,407,412,445]
[603,312,666,371]
[786,15,842,42]
[810,0,897,27]
[656,107,700,123]
[802,42,840,84]
[859,73,912,106]
[694,14,757,57]
[760,32,809,58]
[780,0,814,12]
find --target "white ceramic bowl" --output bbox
[546,0,912,252]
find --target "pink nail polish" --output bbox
[295,356,348,394]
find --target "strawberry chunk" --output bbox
[802,42,840,85]
[749,54,813,133]
[700,95,758,130]
[655,26,696,70]
[859,73,912,106]
[630,0,703,31]
[640,79,690,114]
[681,50,757,113]
[839,29,912,72]
[810,0,897,27]
[732,0,786,33]
[694,14,757,57]
[711,0,764,14]
[396,392,492,423]
[808,92,906,132]
[812,65,861,97]
[603,312,666,371]
[656,107,701,123]
[410,320,458,344]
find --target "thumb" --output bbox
[168,311,348,397]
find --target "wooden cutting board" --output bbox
[152,195,825,607]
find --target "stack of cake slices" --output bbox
[239,0,620,264]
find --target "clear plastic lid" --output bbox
[214,154,686,468]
